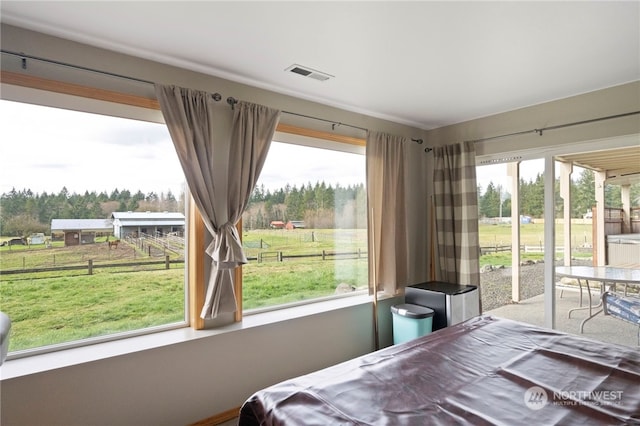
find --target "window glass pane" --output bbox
[477,159,547,312]
[242,141,367,311]
[0,100,186,353]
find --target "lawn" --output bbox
[1,223,593,351]
[243,257,368,309]
[478,222,592,248]
[2,267,185,351]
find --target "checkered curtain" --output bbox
[433,141,481,290]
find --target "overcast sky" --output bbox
[0,100,366,198]
[1,99,552,201]
[0,100,183,196]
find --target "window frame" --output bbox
[2,71,368,335]
[0,71,190,354]
[238,133,368,316]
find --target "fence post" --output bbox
[148,246,151,257]
[88,259,93,275]
[278,251,283,262]
[322,250,326,260]
[165,255,170,269]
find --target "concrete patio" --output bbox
[486,285,639,348]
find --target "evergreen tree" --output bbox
[479,182,501,218]
[285,186,303,220]
[572,169,596,217]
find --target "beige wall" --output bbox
[427,81,639,158]
[1,297,398,426]
[1,23,638,426]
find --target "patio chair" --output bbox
[602,292,640,345]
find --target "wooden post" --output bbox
[165,255,170,269]
[88,259,93,275]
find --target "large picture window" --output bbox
[0,99,187,355]
[0,77,371,354]
[241,139,368,311]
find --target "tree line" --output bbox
[243,182,367,229]
[0,187,184,237]
[4,168,638,237]
[0,182,367,237]
[478,169,640,219]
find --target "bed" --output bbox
[239,315,640,425]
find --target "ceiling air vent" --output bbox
[285,64,333,82]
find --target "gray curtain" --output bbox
[155,84,280,318]
[366,131,408,296]
[432,141,480,289]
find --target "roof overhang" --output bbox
[555,145,640,185]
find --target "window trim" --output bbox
[0,91,189,358]
[1,70,367,331]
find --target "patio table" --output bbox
[556,265,640,332]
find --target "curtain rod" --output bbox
[1,49,226,102]
[4,49,432,150]
[226,96,429,150]
[465,111,640,144]
[2,50,155,85]
[279,109,431,151]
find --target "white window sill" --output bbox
[0,293,379,380]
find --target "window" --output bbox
[241,138,368,311]
[0,99,187,356]
[0,74,370,354]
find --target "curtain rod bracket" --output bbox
[281,110,368,133]
[227,96,238,110]
[212,92,222,102]
[412,138,433,153]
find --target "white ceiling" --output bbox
[1,1,639,130]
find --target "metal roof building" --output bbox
[51,218,114,246]
[111,212,185,238]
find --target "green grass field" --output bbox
[478,222,593,247]
[0,223,593,352]
[2,268,185,351]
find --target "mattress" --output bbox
[239,315,640,425]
